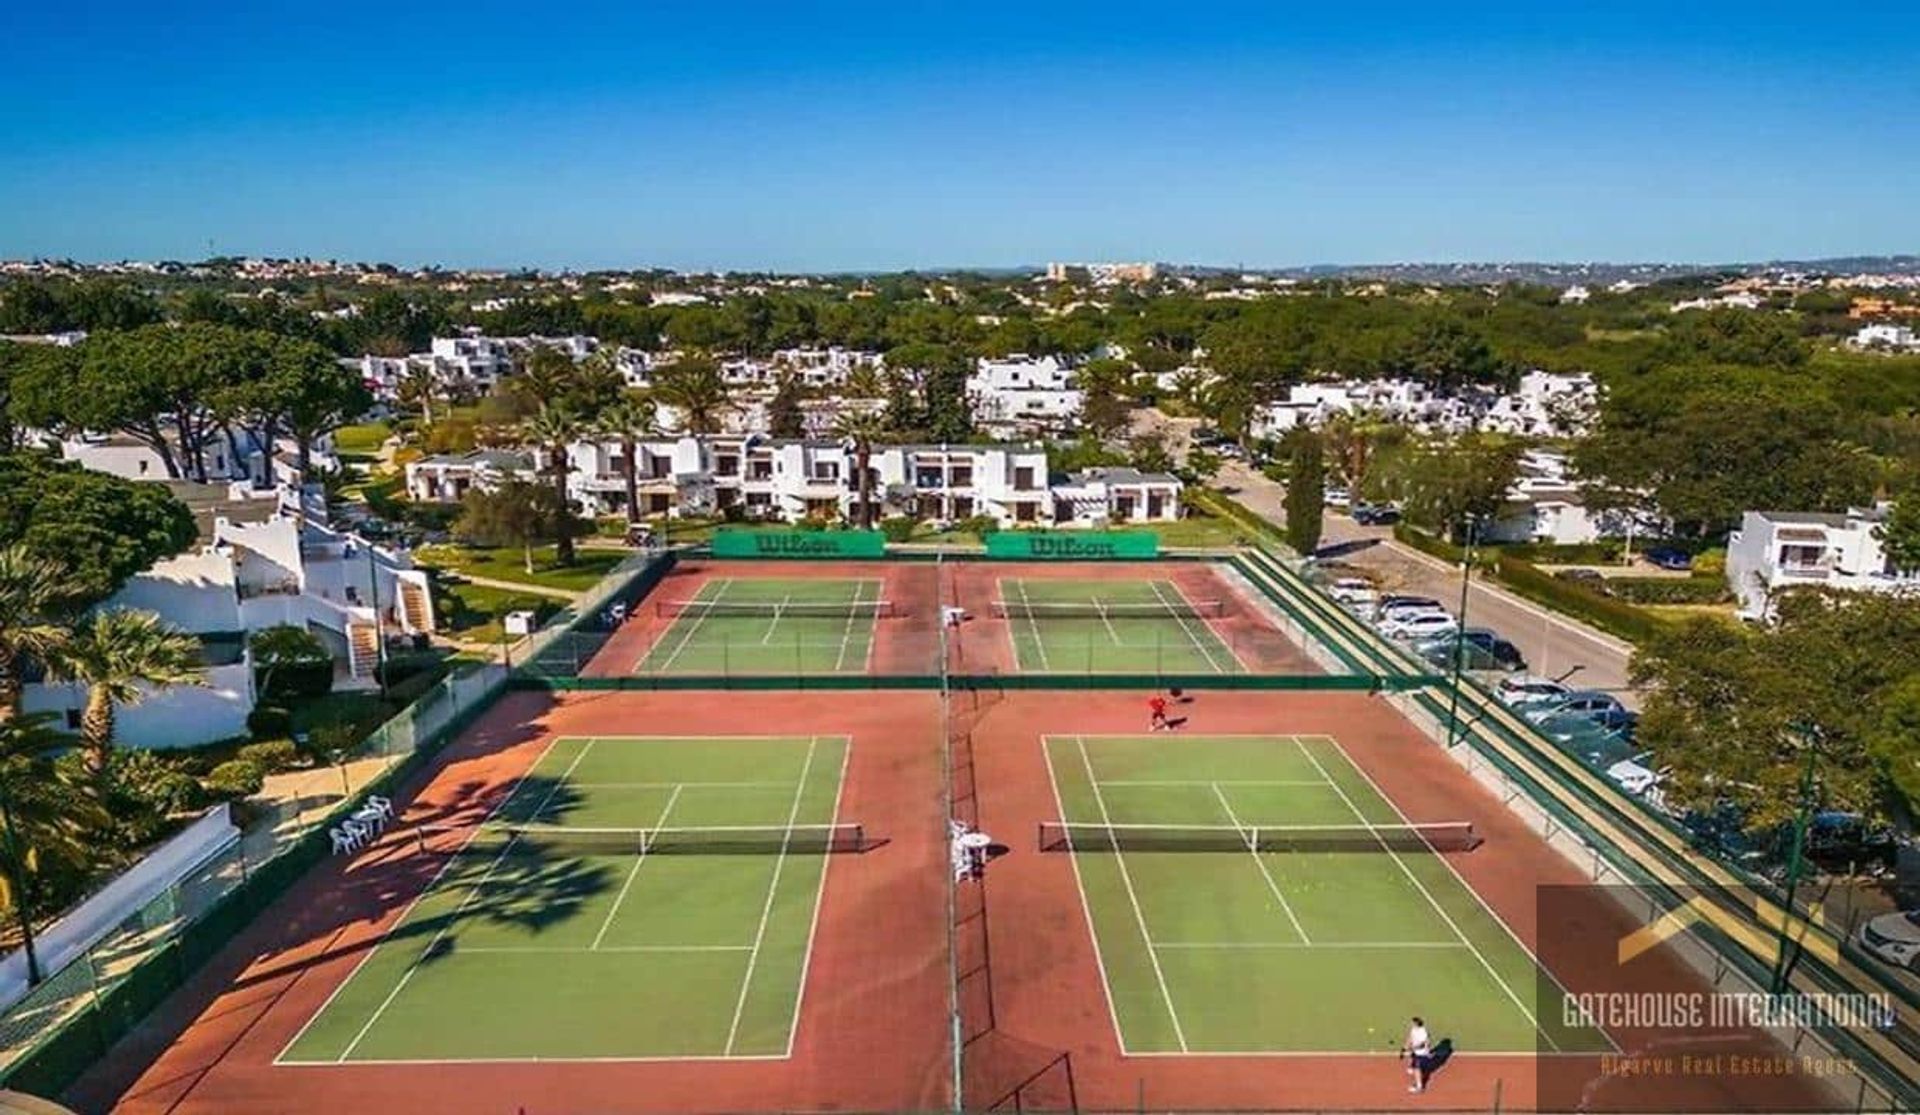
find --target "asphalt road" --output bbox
[1215,459,1642,706]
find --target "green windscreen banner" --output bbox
[984,531,1160,560]
[710,528,887,559]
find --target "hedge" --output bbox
[1187,489,1287,550]
[1492,554,1664,643]
[1606,576,1733,605]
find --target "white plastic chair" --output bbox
[342,818,376,847]
[352,805,387,834]
[330,827,361,855]
[366,795,396,820]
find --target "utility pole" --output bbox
[1769,731,1820,995]
[1442,515,1478,750]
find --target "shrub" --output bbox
[202,758,267,799]
[955,514,1000,537]
[246,704,293,740]
[1607,577,1733,605]
[1691,547,1728,579]
[1503,540,1625,564]
[879,516,918,543]
[236,739,303,773]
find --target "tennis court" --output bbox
[1042,733,1613,1055]
[636,577,885,675]
[278,734,854,1063]
[999,577,1245,675]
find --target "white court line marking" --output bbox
[651,578,733,673]
[1042,736,1131,1054]
[1152,940,1467,950]
[273,732,571,1065]
[725,735,819,1054]
[336,739,598,1062]
[1148,579,1226,673]
[457,944,754,954]
[1167,575,1255,671]
[591,784,682,950]
[1290,735,1557,1052]
[1075,736,1188,1053]
[832,579,866,673]
[1210,782,1310,944]
[783,736,850,1058]
[1098,779,1330,788]
[1013,579,1053,671]
[758,595,792,645]
[1092,596,1125,647]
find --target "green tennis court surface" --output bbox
[1043,734,1612,1055]
[279,734,850,1063]
[1000,577,1245,674]
[637,578,883,675]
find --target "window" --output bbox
[950,467,973,487]
[716,455,739,476]
[64,709,81,730]
[138,460,149,475]
[1014,466,1034,490]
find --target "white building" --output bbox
[1478,371,1597,438]
[350,332,600,403]
[1475,450,1655,546]
[1671,292,1763,313]
[968,355,1083,436]
[1850,323,1920,351]
[58,426,336,489]
[20,516,433,749]
[1049,468,1183,525]
[1725,507,1919,620]
[407,435,1176,530]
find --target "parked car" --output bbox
[1380,612,1458,640]
[1327,578,1378,606]
[1856,910,1920,972]
[1642,546,1693,572]
[1430,628,1527,671]
[1323,487,1353,509]
[1795,812,1898,878]
[1553,568,1611,593]
[1191,426,1226,447]
[1372,594,1442,619]
[1496,675,1571,707]
[1524,690,1624,723]
[1378,602,1451,627]
[1352,504,1402,526]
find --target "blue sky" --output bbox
[2,2,1915,270]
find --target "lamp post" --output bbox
[364,542,388,701]
[1442,515,1480,750]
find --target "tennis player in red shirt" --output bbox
[1148,694,1169,731]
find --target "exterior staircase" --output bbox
[346,621,380,682]
[397,576,434,635]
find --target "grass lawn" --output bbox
[332,420,393,458]
[416,544,627,592]
[437,580,563,643]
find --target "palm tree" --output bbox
[833,406,893,529]
[0,546,69,723]
[0,712,106,984]
[521,404,586,566]
[652,357,733,434]
[50,610,205,778]
[594,393,660,525]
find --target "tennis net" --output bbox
[1036,820,1480,853]
[419,821,870,856]
[988,599,1226,620]
[656,599,897,619]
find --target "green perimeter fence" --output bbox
[1255,544,1920,1109]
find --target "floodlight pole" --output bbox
[1442,516,1478,750]
[1768,732,1820,994]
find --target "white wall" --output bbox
[105,549,243,634]
[22,662,254,751]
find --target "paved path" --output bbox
[445,572,582,601]
[1216,459,1641,706]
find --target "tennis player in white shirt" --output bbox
[1404,1016,1432,1093]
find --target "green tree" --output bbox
[0,546,69,722]
[1182,446,1223,486]
[1127,432,1175,475]
[248,624,332,702]
[0,713,106,983]
[1877,491,1920,575]
[50,610,206,778]
[832,407,892,529]
[1400,433,1522,537]
[519,406,586,566]
[253,336,374,480]
[594,393,659,524]
[454,479,565,574]
[1285,431,1326,555]
[767,373,806,438]
[1632,590,1920,829]
[1076,358,1135,440]
[651,357,733,434]
[0,453,197,607]
[397,365,440,426]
